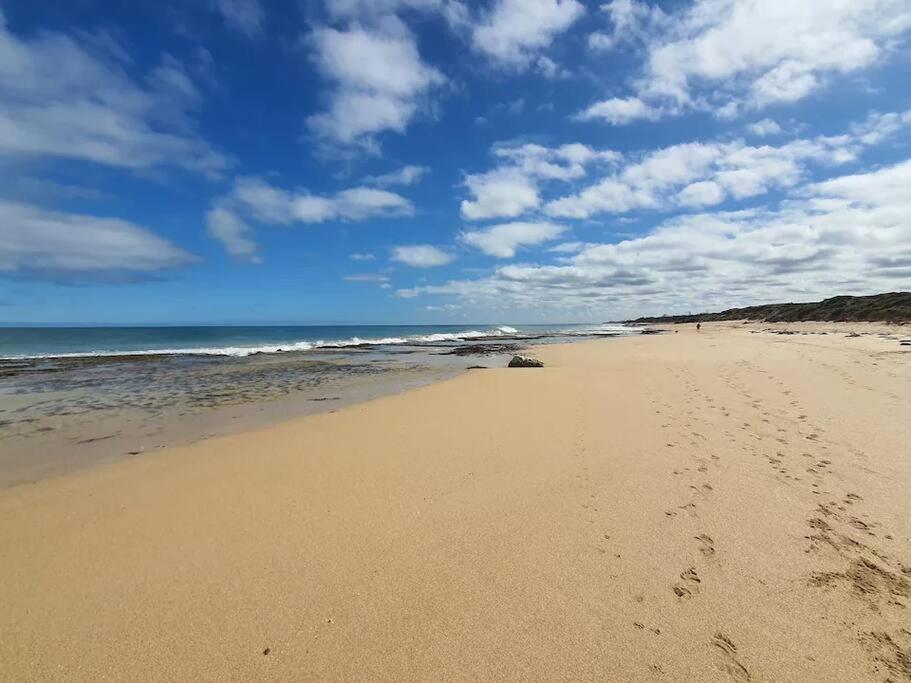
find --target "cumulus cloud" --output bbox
[306,21,444,151]
[0,11,228,176]
[747,119,783,136]
[213,0,265,37]
[456,110,909,226]
[587,0,668,53]
[397,158,911,319]
[460,167,541,220]
[852,109,911,145]
[461,141,620,220]
[472,0,584,69]
[231,177,413,223]
[461,221,567,258]
[391,244,454,267]
[585,0,911,122]
[535,55,569,79]
[677,180,725,208]
[577,96,663,125]
[544,111,911,219]
[0,201,196,282]
[364,164,428,186]
[494,142,621,180]
[208,177,414,259]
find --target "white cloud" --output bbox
[472,0,584,69]
[364,164,428,186]
[587,0,668,53]
[600,0,911,121]
[494,142,620,180]
[207,177,414,257]
[391,244,454,267]
[0,200,195,282]
[535,55,569,79]
[461,167,541,220]
[324,0,468,28]
[587,32,615,52]
[344,273,390,284]
[677,180,724,208]
[548,241,586,253]
[461,141,621,220]
[350,252,376,261]
[461,221,567,258]
[213,0,265,37]
[544,110,911,219]
[747,119,783,136]
[306,22,444,150]
[397,159,911,319]
[852,109,911,145]
[228,177,414,224]
[577,96,663,125]
[0,11,228,176]
[333,187,415,220]
[206,206,259,262]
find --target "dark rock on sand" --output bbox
[508,355,544,368]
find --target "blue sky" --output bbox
[1,0,909,325]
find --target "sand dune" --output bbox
[1,323,910,680]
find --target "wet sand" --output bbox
[0,349,490,487]
[1,322,910,680]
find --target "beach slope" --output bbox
[1,324,910,680]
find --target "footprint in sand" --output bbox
[848,517,876,535]
[861,630,911,681]
[673,567,701,599]
[695,534,716,557]
[712,633,752,681]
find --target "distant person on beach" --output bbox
[697,323,701,332]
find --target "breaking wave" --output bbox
[4,327,530,360]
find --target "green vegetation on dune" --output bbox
[629,292,911,324]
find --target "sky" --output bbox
[0,0,910,325]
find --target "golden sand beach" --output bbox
[1,323,910,680]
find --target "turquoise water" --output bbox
[0,324,630,359]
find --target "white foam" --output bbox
[2,327,527,360]
[565,324,639,337]
[413,330,489,342]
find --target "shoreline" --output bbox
[0,354,466,489]
[1,322,909,679]
[0,331,641,489]
[0,325,634,362]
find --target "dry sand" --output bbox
[1,323,910,681]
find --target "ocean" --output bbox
[0,322,641,484]
[0,323,632,359]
